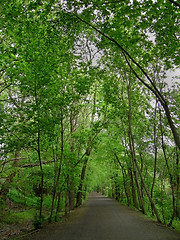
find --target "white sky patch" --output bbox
[166,68,180,87]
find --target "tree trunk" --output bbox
[127,80,145,213]
[126,80,160,221]
[114,167,120,201]
[129,168,138,208]
[55,192,61,222]
[150,99,158,216]
[114,153,131,205]
[76,156,89,207]
[134,158,162,223]
[159,108,177,226]
[69,181,75,211]
[49,109,64,223]
[68,110,76,211]
[139,152,144,204]
[175,148,180,219]
[65,190,69,216]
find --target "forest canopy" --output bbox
[0,0,180,235]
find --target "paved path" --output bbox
[26,192,180,240]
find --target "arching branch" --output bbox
[72,13,180,150]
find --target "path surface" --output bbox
[25,192,180,240]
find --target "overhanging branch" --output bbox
[168,0,180,7]
[72,13,180,149]
[73,13,166,106]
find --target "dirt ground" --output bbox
[21,192,180,240]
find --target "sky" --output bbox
[166,68,180,88]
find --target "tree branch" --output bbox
[20,160,54,168]
[0,157,27,166]
[72,13,180,150]
[73,13,166,105]
[0,83,12,95]
[168,0,180,7]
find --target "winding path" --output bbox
[26,192,180,240]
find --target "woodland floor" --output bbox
[12,192,180,240]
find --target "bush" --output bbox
[0,198,6,209]
[33,213,45,229]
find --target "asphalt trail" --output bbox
[26,192,180,240]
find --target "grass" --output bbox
[0,208,36,225]
[2,188,65,226]
[7,188,40,208]
[172,220,180,232]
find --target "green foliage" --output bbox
[8,189,39,208]
[0,0,180,236]
[0,198,6,210]
[0,208,35,225]
[33,213,45,229]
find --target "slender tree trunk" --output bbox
[37,121,44,220]
[113,162,120,201]
[127,80,145,213]
[134,157,162,223]
[114,153,131,205]
[76,156,89,207]
[37,145,44,220]
[49,109,64,223]
[160,174,166,223]
[175,148,180,219]
[150,99,158,216]
[159,108,176,226]
[34,79,44,220]
[133,160,145,214]
[139,152,144,203]
[129,167,138,209]
[68,111,76,211]
[65,190,69,216]
[68,181,75,211]
[119,115,134,206]
[55,192,61,222]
